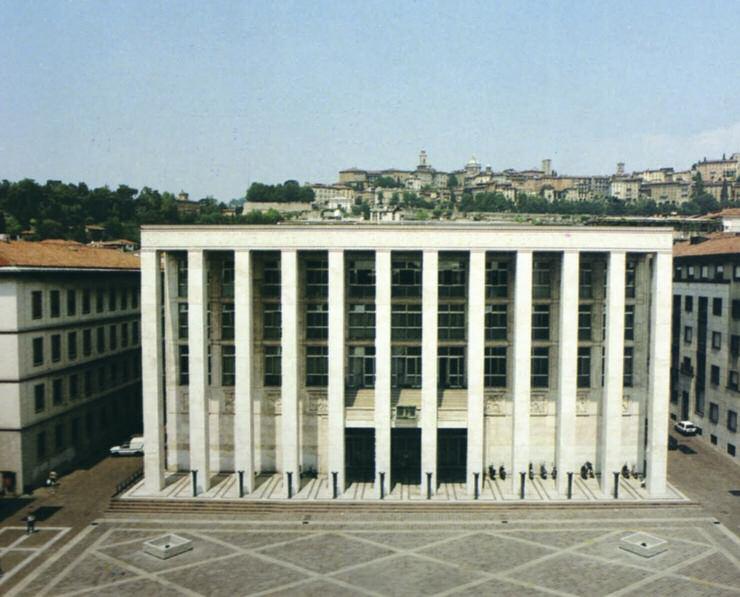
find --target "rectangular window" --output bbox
[392,256,422,298]
[709,402,719,424]
[97,327,105,353]
[392,345,422,388]
[710,434,717,445]
[484,346,507,387]
[392,304,422,341]
[684,326,693,343]
[32,290,43,319]
[82,289,91,314]
[532,304,550,341]
[306,303,328,340]
[711,365,720,386]
[109,288,117,311]
[438,346,466,388]
[306,345,328,386]
[624,304,635,341]
[221,258,235,298]
[438,258,466,298]
[729,444,737,457]
[64,289,76,317]
[178,345,189,385]
[69,374,79,401]
[485,304,507,341]
[713,297,722,316]
[33,337,44,366]
[264,345,281,386]
[84,371,93,397]
[532,347,549,388]
[221,303,234,340]
[729,410,738,433]
[121,288,128,310]
[623,346,634,387]
[132,321,139,344]
[83,329,92,357]
[67,331,77,360]
[532,261,551,299]
[131,287,138,309]
[716,265,725,281]
[578,304,592,341]
[178,258,188,298]
[109,325,117,351]
[97,367,105,392]
[262,258,280,298]
[50,290,60,318]
[577,346,591,388]
[438,303,465,340]
[34,383,45,412]
[486,260,508,298]
[52,378,63,405]
[178,303,188,339]
[685,296,693,313]
[347,346,375,388]
[732,335,740,357]
[579,263,592,299]
[712,331,722,350]
[625,260,636,299]
[305,258,328,298]
[221,345,235,386]
[348,257,375,298]
[348,303,375,340]
[262,303,281,340]
[51,334,61,362]
[96,289,105,313]
[121,323,129,348]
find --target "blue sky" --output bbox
[1,1,739,200]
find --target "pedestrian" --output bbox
[25,513,36,535]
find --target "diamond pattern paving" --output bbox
[621,575,740,597]
[676,551,740,588]
[347,530,463,550]
[504,529,610,549]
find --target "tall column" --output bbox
[142,250,165,493]
[187,250,210,494]
[600,251,626,496]
[467,250,486,497]
[421,250,439,493]
[281,250,300,497]
[556,250,579,494]
[328,250,346,493]
[647,251,672,496]
[234,250,254,493]
[511,250,532,493]
[375,250,392,497]
[163,254,181,470]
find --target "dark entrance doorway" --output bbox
[437,429,467,483]
[345,428,375,483]
[391,428,421,484]
[681,390,690,420]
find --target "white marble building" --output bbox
[140,224,673,499]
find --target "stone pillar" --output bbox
[328,250,346,493]
[234,250,254,494]
[511,250,532,493]
[421,250,438,493]
[281,250,300,497]
[187,250,210,494]
[141,250,165,493]
[375,250,392,497]
[467,249,486,497]
[556,250,579,494]
[163,253,181,470]
[647,251,672,496]
[600,251,626,496]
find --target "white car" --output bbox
[674,421,698,436]
[110,436,144,456]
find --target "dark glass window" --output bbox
[484,346,507,387]
[348,257,375,298]
[709,402,719,424]
[306,303,328,340]
[221,345,235,386]
[532,305,550,341]
[728,410,738,433]
[96,289,105,313]
[532,347,549,388]
[221,303,234,340]
[438,304,465,341]
[51,334,61,362]
[178,258,188,298]
[623,346,634,387]
[97,327,105,353]
[82,289,91,314]
[625,260,636,298]
[34,383,45,412]
[391,345,422,388]
[713,297,722,316]
[438,346,466,388]
[533,261,551,299]
[347,346,375,388]
[577,346,591,388]
[264,345,281,386]
[263,303,281,340]
[306,345,328,386]
[392,304,422,341]
[52,378,63,405]
[32,290,43,319]
[438,258,466,298]
[67,331,77,360]
[33,337,44,366]
[348,303,375,340]
[624,304,635,341]
[486,260,508,298]
[392,256,422,298]
[109,288,117,311]
[262,258,280,297]
[579,263,592,299]
[178,345,189,385]
[83,329,92,356]
[485,304,507,341]
[69,374,79,401]
[178,303,188,339]
[50,290,60,318]
[685,296,693,313]
[578,304,592,341]
[221,258,234,298]
[67,289,77,316]
[305,258,328,298]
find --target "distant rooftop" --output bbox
[674,233,740,258]
[0,239,140,270]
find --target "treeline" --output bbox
[0,179,282,242]
[245,180,314,203]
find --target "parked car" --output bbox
[674,421,698,436]
[110,436,144,456]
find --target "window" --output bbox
[132,321,139,344]
[438,258,466,298]
[712,332,722,350]
[121,288,128,310]
[51,334,61,362]
[711,434,718,445]
[263,304,281,340]
[348,303,375,340]
[34,383,45,412]
[178,258,188,298]
[484,346,507,387]
[701,264,709,279]
[109,325,117,351]
[684,326,693,344]
[625,260,636,298]
[729,410,738,433]
[392,346,422,388]
[69,374,79,401]
[37,431,47,459]
[264,345,281,386]
[392,256,422,298]
[108,288,117,311]
[711,365,720,386]
[533,261,551,299]
[624,305,635,341]
[84,371,93,397]
[348,258,375,298]
[97,327,105,353]
[438,304,465,340]
[486,260,508,298]
[715,265,725,281]
[305,258,328,298]
[49,290,60,318]
[63,290,76,319]
[221,345,235,386]
[671,390,678,404]
[83,329,92,357]
[347,346,375,388]
[177,303,188,339]
[306,345,328,386]
[713,297,722,316]
[623,346,634,387]
[178,345,189,385]
[732,300,740,320]
[729,444,737,457]
[532,305,550,341]
[121,323,129,348]
[578,304,592,341]
[96,289,104,313]
[392,304,422,340]
[82,289,91,314]
[532,347,549,388]
[306,303,328,340]
[485,304,507,341]
[695,389,705,416]
[262,258,280,297]
[577,346,591,388]
[709,402,719,424]
[52,378,63,405]
[31,291,43,319]
[33,337,44,366]
[685,296,693,313]
[735,264,740,281]
[67,331,77,360]
[438,346,466,388]
[221,303,234,340]
[730,371,739,391]
[221,258,235,298]
[579,263,592,299]
[733,335,740,357]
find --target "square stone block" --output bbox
[142,534,193,560]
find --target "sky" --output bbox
[1,1,739,201]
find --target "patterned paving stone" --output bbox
[159,552,308,596]
[450,577,556,596]
[97,529,165,547]
[82,577,188,596]
[333,554,484,596]
[622,575,740,597]
[503,529,611,549]
[676,551,740,588]
[264,578,371,596]
[347,531,463,550]
[0,528,26,547]
[17,529,61,548]
[258,532,394,574]
[515,552,654,597]
[645,526,713,546]
[51,553,138,594]
[419,532,553,574]
[206,530,309,551]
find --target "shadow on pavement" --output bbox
[678,444,697,455]
[0,497,35,523]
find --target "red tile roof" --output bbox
[0,240,139,270]
[673,233,740,258]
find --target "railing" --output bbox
[112,468,143,497]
